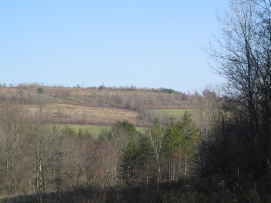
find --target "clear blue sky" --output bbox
[0,0,228,92]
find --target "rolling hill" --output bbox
[0,84,203,129]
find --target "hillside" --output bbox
[0,84,202,126]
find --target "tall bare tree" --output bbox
[212,0,271,189]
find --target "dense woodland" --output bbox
[1,0,271,202]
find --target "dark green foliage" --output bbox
[36,87,44,94]
[100,121,138,141]
[119,135,154,185]
[163,113,199,155]
[98,85,105,90]
[61,126,77,136]
[159,88,176,94]
[112,121,137,134]
[118,115,200,185]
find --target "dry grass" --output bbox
[150,109,193,118]
[0,85,195,126]
[0,85,190,110]
[24,103,138,125]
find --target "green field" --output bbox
[47,108,194,137]
[150,109,193,118]
[53,124,146,137]
[52,124,110,137]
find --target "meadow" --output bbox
[54,123,147,137]
[149,108,193,118]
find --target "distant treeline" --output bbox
[0,83,218,111]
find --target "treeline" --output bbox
[0,84,217,111]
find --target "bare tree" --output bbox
[148,121,165,185]
[211,0,271,192]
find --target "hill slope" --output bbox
[0,84,201,126]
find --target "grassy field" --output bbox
[48,107,194,137]
[1,101,194,135]
[150,109,193,118]
[54,124,110,137]
[7,102,195,137]
[53,124,147,137]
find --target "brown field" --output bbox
[23,103,138,125]
[0,85,199,127]
[0,85,191,109]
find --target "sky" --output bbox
[0,0,228,92]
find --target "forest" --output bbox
[1,0,271,202]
